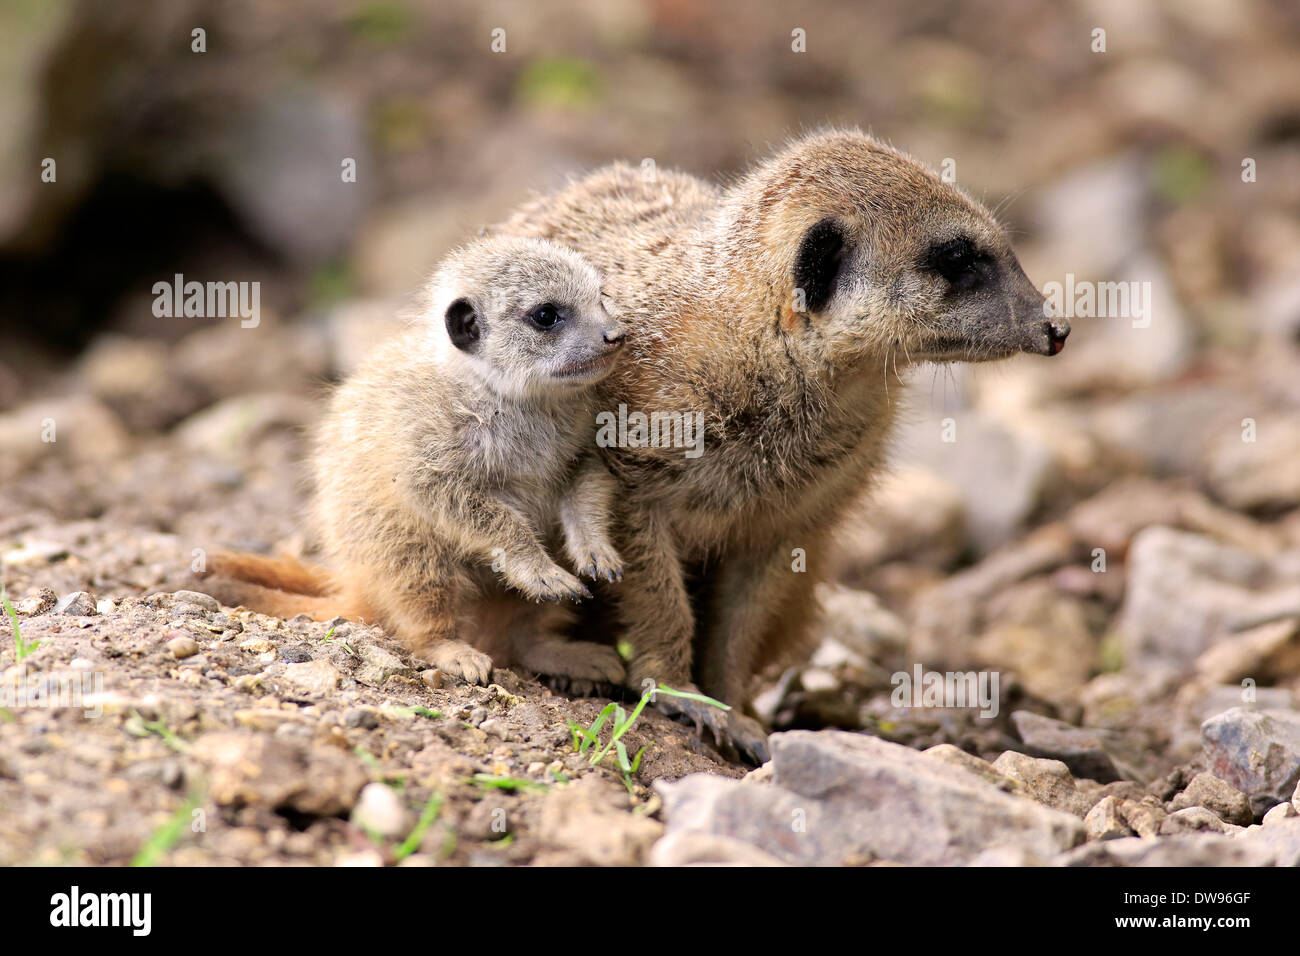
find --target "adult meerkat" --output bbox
[492,128,1069,759]
[205,236,628,687]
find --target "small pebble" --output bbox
[165,636,201,659]
[53,591,97,616]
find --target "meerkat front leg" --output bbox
[416,480,592,603]
[692,550,808,764]
[559,455,624,583]
[615,501,733,746]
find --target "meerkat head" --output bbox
[429,237,625,399]
[727,129,1069,368]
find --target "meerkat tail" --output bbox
[205,550,335,596]
[196,576,371,623]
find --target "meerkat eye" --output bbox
[528,303,562,330]
[923,237,989,290]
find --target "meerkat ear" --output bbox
[793,218,847,314]
[445,298,480,351]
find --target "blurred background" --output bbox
[1,0,1299,759]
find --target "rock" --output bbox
[1160,807,1230,834]
[1117,798,1166,838]
[910,523,1076,665]
[991,751,1089,815]
[928,745,1022,794]
[812,583,908,660]
[335,849,384,867]
[164,636,200,660]
[1232,817,1300,866]
[891,409,1054,555]
[175,393,317,462]
[78,336,204,431]
[1010,711,1123,783]
[351,783,410,839]
[355,644,411,685]
[1294,779,1300,815]
[1205,418,1300,511]
[1262,801,1297,825]
[974,582,1097,706]
[1194,619,1300,685]
[279,660,341,699]
[342,707,379,730]
[2,541,69,567]
[1059,834,1271,867]
[833,466,967,570]
[1201,708,1300,815]
[167,590,221,614]
[11,588,56,615]
[1182,684,1296,728]
[537,779,663,867]
[0,396,130,483]
[649,832,789,867]
[657,731,1083,866]
[1116,527,1299,674]
[967,847,1047,866]
[1084,795,1131,840]
[191,732,365,816]
[53,591,97,616]
[1167,771,1252,826]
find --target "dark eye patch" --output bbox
[922,236,992,291]
[527,303,563,330]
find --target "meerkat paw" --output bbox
[503,560,592,603]
[723,712,770,766]
[417,640,494,686]
[574,544,624,584]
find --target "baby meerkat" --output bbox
[206,236,628,687]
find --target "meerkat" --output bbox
[204,236,629,687]
[491,128,1070,760]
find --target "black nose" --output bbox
[603,328,625,348]
[1045,317,1070,355]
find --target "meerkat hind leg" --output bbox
[503,601,624,695]
[371,570,495,686]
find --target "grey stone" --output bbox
[657,731,1083,866]
[280,659,341,699]
[1263,801,1297,825]
[1201,708,1300,815]
[1058,834,1272,867]
[1117,527,1300,672]
[1168,771,1252,826]
[1232,817,1300,866]
[168,590,221,613]
[1160,807,1230,835]
[53,591,97,616]
[1084,796,1131,841]
[649,832,789,867]
[1011,711,1123,783]
[354,643,411,685]
[992,751,1090,815]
